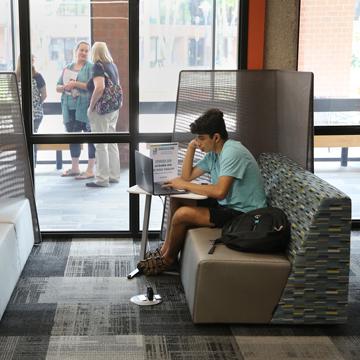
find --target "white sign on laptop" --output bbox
[149,142,178,183]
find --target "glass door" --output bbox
[20,0,131,232]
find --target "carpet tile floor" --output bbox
[0,233,360,359]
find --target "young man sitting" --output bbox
[137,108,267,275]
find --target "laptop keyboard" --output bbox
[154,183,186,195]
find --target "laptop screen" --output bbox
[135,151,154,193]
[135,150,187,195]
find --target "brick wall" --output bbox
[298,0,355,97]
[91,0,129,165]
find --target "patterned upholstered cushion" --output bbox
[258,153,351,324]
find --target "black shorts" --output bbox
[197,198,243,228]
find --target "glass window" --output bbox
[29,0,91,103]
[139,0,239,133]
[0,0,15,71]
[299,0,360,220]
[30,0,131,231]
[15,0,242,233]
[34,143,130,231]
[140,0,213,103]
[314,145,360,219]
[27,0,129,135]
[298,0,360,126]
[215,0,239,69]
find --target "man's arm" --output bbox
[165,175,234,200]
[181,139,205,181]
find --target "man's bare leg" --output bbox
[160,197,197,256]
[137,202,213,275]
[161,205,214,266]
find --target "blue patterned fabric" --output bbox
[259,153,351,324]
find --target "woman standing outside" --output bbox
[15,55,47,164]
[86,42,121,188]
[56,41,95,179]
[15,55,47,133]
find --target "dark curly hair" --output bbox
[190,108,228,140]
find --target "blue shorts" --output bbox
[197,198,243,228]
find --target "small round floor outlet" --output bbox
[130,294,162,306]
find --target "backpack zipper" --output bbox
[253,214,261,231]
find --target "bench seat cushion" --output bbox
[0,223,20,319]
[181,227,291,323]
[0,198,34,269]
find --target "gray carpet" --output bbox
[0,233,360,359]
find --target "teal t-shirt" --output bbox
[195,139,267,212]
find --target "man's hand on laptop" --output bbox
[163,177,187,191]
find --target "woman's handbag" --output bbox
[95,70,123,115]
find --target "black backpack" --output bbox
[208,207,291,254]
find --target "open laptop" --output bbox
[135,150,186,195]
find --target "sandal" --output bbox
[75,172,95,180]
[137,255,170,276]
[61,169,80,177]
[144,247,162,259]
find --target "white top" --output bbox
[127,185,207,200]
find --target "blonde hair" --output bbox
[15,55,37,79]
[91,42,113,63]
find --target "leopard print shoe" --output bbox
[144,247,162,259]
[137,255,169,276]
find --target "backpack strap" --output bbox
[96,62,110,79]
[208,238,222,254]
